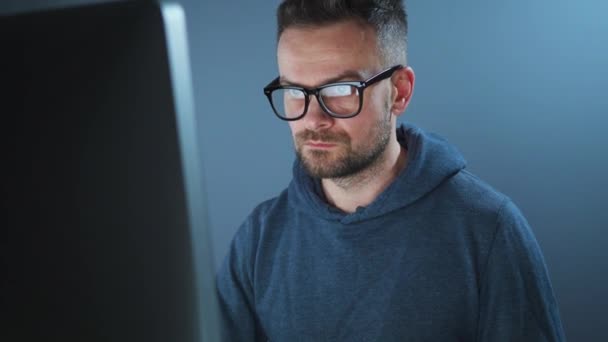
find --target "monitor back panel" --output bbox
[1,2,201,341]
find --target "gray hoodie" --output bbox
[217,123,566,341]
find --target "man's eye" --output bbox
[322,85,354,97]
[287,89,305,99]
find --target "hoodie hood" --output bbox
[287,123,467,224]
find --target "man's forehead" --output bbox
[276,21,380,87]
[277,20,376,55]
[276,57,376,88]
[279,69,368,88]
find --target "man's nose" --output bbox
[303,95,333,131]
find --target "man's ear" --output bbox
[390,66,415,116]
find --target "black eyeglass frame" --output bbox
[263,64,404,121]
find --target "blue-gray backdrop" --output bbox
[4,1,607,340]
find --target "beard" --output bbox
[294,109,392,179]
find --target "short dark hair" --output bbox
[277,0,408,66]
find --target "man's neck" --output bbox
[321,140,408,214]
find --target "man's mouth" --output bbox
[305,141,337,149]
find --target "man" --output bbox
[217,0,566,341]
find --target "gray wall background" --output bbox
[4,1,607,340]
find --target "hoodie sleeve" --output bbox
[216,217,267,342]
[476,199,566,342]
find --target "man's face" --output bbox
[277,20,395,179]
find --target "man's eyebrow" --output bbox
[279,69,368,88]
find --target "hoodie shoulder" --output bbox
[419,167,517,243]
[443,169,509,213]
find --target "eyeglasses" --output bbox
[263,64,404,121]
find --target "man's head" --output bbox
[273,0,414,180]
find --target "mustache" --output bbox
[295,129,350,144]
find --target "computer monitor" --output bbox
[0,1,221,341]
